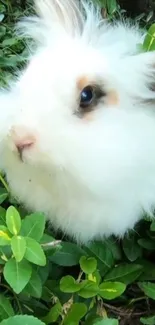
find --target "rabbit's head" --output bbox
[1,0,155,241]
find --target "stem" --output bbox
[0,173,9,193]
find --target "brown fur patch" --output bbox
[77,76,90,91]
[106,90,119,106]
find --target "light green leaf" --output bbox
[25,237,46,266]
[94,319,119,325]
[11,236,26,262]
[143,24,155,51]
[99,281,126,300]
[6,206,21,235]
[140,315,155,325]
[0,315,45,325]
[78,280,99,298]
[80,256,97,274]
[0,226,11,246]
[4,258,32,294]
[42,302,62,324]
[63,303,87,325]
[60,275,82,293]
[21,213,46,241]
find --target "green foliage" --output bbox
[1,1,155,325]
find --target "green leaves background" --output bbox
[0,1,155,325]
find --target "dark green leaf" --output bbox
[138,238,155,250]
[23,270,42,298]
[0,294,14,322]
[139,282,155,300]
[122,235,142,261]
[104,263,143,284]
[50,242,86,266]
[0,188,8,204]
[85,241,114,268]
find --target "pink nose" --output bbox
[15,139,34,154]
[11,126,35,156]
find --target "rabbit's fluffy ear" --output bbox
[34,0,84,35]
[120,51,155,102]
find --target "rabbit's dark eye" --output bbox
[80,86,94,108]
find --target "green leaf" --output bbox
[60,275,82,293]
[94,320,119,325]
[107,0,117,15]
[23,270,42,298]
[0,26,6,38]
[139,282,155,300]
[25,237,46,266]
[50,242,86,266]
[0,207,6,226]
[80,256,97,274]
[78,280,99,298]
[42,302,62,324]
[138,260,155,281]
[143,24,155,51]
[1,38,19,48]
[140,316,155,325]
[21,213,46,241]
[6,206,21,235]
[104,263,143,285]
[122,235,142,261]
[150,221,155,231]
[63,303,87,325]
[99,281,126,300]
[0,315,45,325]
[11,236,26,262]
[0,294,14,322]
[4,258,32,294]
[0,226,11,246]
[85,241,114,268]
[0,188,8,204]
[138,238,155,250]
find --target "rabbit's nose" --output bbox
[11,126,35,157]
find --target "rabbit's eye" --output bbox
[80,86,94,108]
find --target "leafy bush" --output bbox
[1,1,155,325]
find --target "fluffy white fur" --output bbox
[1,0,155,243]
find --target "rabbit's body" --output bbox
[1,0,155,242]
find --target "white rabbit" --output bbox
[0,0,155,243]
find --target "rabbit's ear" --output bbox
[120,51,155,102]
[34,0,84,34]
